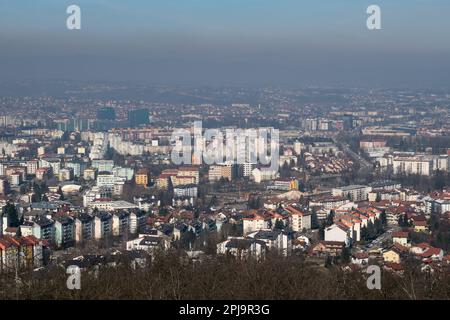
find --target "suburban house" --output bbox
[324,223,351,246]
[310,241,345,256]
[217,236,267,260]
[410,243,444,262]
[382,244,408,264]
[392,231,409,247]
[351,252,369,265]
[126,235,171,253]
[246,229,292,256]
[242,213,270,235]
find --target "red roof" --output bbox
[385,262,404,271]
[392,231,409,238]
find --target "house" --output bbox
[22,235,48,268]
[412,220,428,232]
[410,243,444,261]
[217,237,267,260]
[0,235,48,272]
[324,223,351,246]
[310,241,345,256]
[0,236,19,272]
[384,262,404,273]
[246,229,292,256]
[3,227,18,237]
[292,235,310,251]
[126,235,171,252]
[135,169,149,186]
[392,231,409,247]
[382,244,408,264]
[19,221,34,237]
[242,213,269,235]
[351,252,369,265]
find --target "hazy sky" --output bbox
[0,0,449,88]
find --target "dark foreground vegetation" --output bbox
[0,253,449,300]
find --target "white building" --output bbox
[112,211,130,236]
[93,212,112,240]
[393,156,434,176]
[251,167,278,183]
[75,214,94,243]
[243,215,269,235]
[324,224,351,245]
[247,229,292,256]
[332,185,372,202]
[216,237,266,260]
[285,206,312,232]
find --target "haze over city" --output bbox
[1,0,450,88]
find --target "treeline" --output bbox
[0,252,448,300]
[386,136,450,154]
[393,171,450,192]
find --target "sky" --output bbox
[0,0,449,88]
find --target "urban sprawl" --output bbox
[0,84,449,292]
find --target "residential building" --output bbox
[332,185,372,202]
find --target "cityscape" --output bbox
[0,0,449,305]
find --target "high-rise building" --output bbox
[95,107,116,131]
[97,107,116,121]
[128,109,149,128]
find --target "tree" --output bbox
[374,218,383,236]
[248,196,263,210]
[325,255,333,268]
[209,195,219,208]
[380,210,387,227]
[398,214,410,228]
[57,187,65,201]
[3,203,20,228]
[326,210,335,227]
[340,247,351,264]
[274,219,284,230]
[280,162,290,178]
[433,170,445,191]
[319,221,326,240]
[375,193,381,202]
[367,220,376,240]
[311,208,319,229]
[360,226,368,241]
